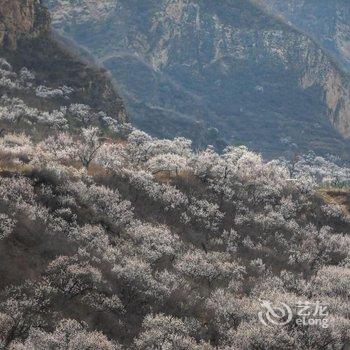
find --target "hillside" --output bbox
[47,0,350,160]
[0,0,127,128]
[0,1,350,349]
[1,52,350,348]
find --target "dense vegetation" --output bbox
[0,55,350,349]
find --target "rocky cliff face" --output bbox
[47,0,350,159]
[254,0,350,72]
[253,0,350,140]
[0,0,126,123]
[0,0,50,49]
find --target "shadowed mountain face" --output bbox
[47,0,350,159]
[255,0,350,72]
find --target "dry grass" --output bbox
[0,157,33,175]
[318,187,350,215]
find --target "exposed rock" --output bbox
[0,0,50,49]
[254,0,350,140]
[255,0,350,72]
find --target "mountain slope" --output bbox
[0,0,127,127]
[1,1,350,349]
[255,0,350,72]
[47,0,350,159]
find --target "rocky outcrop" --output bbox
[254,0,350,72]
[0,0,50,49]
[253,0,350,139]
